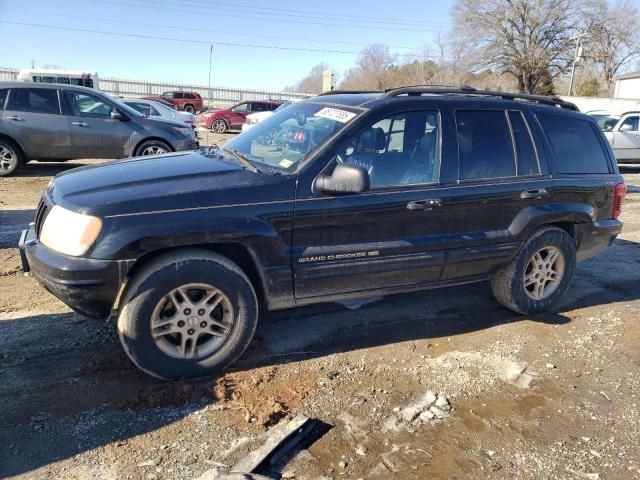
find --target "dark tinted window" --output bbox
[457,110,515,180]
[10,88,60,114]
[184,93,195,99]
[538,113,610,174]
[508,111,540,176]
[251,102,268,112]
[0,89,7,109]
[174,92,185,99]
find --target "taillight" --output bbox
[613,183,626,219]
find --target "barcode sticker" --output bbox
[315,107,357,123]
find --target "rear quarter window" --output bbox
[537,113,610,174]
[0,89,7,109]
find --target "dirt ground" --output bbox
[1,136,639,479]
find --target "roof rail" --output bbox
[382,85,579,111]
[316,89,382,96]
[620,110,640,116]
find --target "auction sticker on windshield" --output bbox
[315,107,357,123]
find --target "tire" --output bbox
[490,227,576,315]
[117,249,258,380]
[134,139,172,157]
[0,138,23,177]
[211,119,228,134]
[184,104,196,114]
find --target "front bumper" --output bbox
[19,225,133,319]
[175,137,199,152]
[575,219,623,262]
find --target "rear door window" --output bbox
[537,113,610,174]
[0,89,8,109]
[9,88,60,114]
[456,110,516,180]
[508,111,540,176]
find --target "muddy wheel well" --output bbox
[125,244,266,305]
[547,222,576,243]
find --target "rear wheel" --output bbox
[184,104,196,114]
[211,119,228,134]
[134,139,171,157]
[117,249,258,380]
[0,139,23,176]
[490,227,576,314]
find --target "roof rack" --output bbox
[317,89,382,96]
[382,85,579,111]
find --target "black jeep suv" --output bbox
[19,86,626,379]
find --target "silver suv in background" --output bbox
[0,83,198,176]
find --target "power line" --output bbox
[182,0,452,27]
[94,0,447,33]
[135,0,451,28]
[0,20,361,53]
[2,8,417,50]
[0,20,437,60]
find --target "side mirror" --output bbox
[620,123,634,132]
[314,163,370,194]
[111,110,124,121]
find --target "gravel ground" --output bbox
[0,147,639,480]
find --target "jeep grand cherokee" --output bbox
[19,86,625,379]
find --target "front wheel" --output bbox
[134,139,171,157]
[117,249,258,380]
[490,227,576,315]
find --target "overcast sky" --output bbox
[0,0,453,91]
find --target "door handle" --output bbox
[72,121,88,127]
[407,199,443,211]
[6,116,24,122]
[520,188,548,200]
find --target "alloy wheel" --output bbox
[141,145,168,155]
[211,120,226,133]
[0,145,17,172]
[151,283,234,360]
[523,246,565,300]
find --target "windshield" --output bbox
[590,114,620,132]
[220,102,361,172]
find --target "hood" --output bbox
[138,114,187,128]
[48,150,291,217]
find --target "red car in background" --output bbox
[144,91,203,113]
[198,100,281,133]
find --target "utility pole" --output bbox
[208,44,213,105]
[568,32,587,96]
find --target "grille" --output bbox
[34,198,49,238]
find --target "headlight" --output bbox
[40,206,102,256]
[172,126,193,135]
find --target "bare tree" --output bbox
[286,62,329,94]
[339,44,398,90]
[452,0,580,93]
[584,0,640,94]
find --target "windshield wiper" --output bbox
[222,147,260,173]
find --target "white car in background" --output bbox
[123,98,196,129]
[241,100,299,132]
[588,110,640,163]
